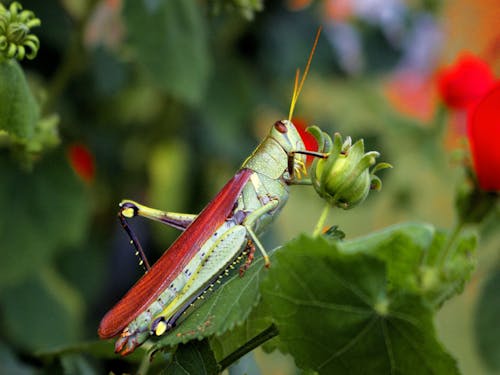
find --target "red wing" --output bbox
[98,168,253,338]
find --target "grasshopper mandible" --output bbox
[98,29,326,355]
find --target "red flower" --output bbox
[467,82,500,191]
[292,118,318,166]
[67,143,95,183]
[437,53,495,110]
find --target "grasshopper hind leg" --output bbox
[120,199,198,230]
[118,200,199,272]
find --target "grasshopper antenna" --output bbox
[288,26,322,122]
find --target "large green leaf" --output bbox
[123,0,211,105]
[261,235,459,374]
[209,298,274,363]
[162,339,218,375]
[0,60,39,139]
[0,151,89,287]
[340,223,477,307]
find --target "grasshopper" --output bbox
[98,29,325,355]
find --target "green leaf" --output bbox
[340,223,477,307]
[475,266,500,371]
[153,255,267,350]
[209,299,274,363]
[123,0,211,105]
[162,339,218,375]
[261,235,459,374]
[0,151,89,287]
[0,60,39,139]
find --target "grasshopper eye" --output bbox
[274,120,288,134]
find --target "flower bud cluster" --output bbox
[308,126,391,209]
[0,2,40,61]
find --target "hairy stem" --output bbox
[218,324,279,371]
[137,352,151,375]
[313,203,330,236]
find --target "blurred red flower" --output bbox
[68,143,95,183]
[292,117,318,166]
[437,52,495,110]
[467,82,500,191]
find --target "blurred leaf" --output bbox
[202,58,256,159]
[261,235,459,374]
[56,240,107,306]
[0,267,83,351]
[148,140,189,246]
[475,266,500,371]
[123,0,211,105]
[22,114,60,154]
[90,47,128,97]
[210,0,264,20]
[153,255,267,350]
[60,353,98,375]
[0,340,36,375]
[0,60,38,139]
[0,151,90,286]
[162,339,218,375]
[36,339,143,363]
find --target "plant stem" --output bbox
[137,352,151,375]
[313,203,330,236]
[218,324,279,371]
[44,0,100,113]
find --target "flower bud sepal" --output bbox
[307,126,391,210]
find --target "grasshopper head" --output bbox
[270,119,307,175]
[271,119,306,155]
[269,120,306,178]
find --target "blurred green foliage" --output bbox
[0,0,499,374]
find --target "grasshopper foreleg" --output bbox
[242,198,280,268]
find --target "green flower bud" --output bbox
[0,2,40,61]
[308,127,391,209]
